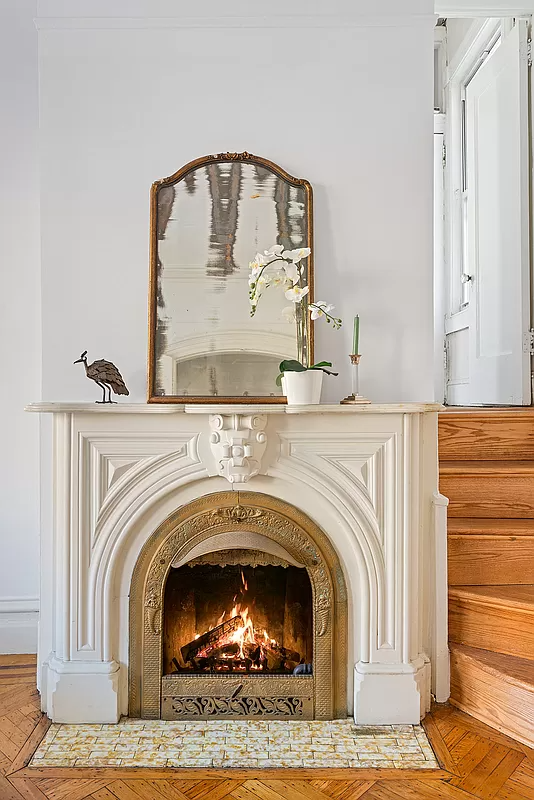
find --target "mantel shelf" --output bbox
[25,402,443,415]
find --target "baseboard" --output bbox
[0,598,39,654]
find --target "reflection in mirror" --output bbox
[148,153,313,402]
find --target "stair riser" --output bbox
[450,648,534,748]
[441,474,534,518]
[439,415,534,460]
[449,597,534,659]
[448,537,534,585]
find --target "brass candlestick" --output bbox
[340,354,371,404]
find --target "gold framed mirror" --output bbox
[147,152,313,403]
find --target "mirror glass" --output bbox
[148,153,313,402]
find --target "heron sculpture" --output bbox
[74,351,129,404]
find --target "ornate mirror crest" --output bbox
[148,152,314,403]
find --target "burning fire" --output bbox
[179,570,303,674]
[193,571,278,671]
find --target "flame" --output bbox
[192,571,275,670]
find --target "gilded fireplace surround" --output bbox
[129,491,348,720]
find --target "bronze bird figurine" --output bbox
[74,351,129,404]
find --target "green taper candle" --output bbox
[353,315,360,355]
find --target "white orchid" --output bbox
[249,252,268,270]
[248,265,263,283]
[282,247,311,264]
[285,285,310,303]
[282,260,300,284]
[310,301,334,320]
[264,244,284,256]
[309,302,342,329]
[282,306,296,322]
[248,243,341,335]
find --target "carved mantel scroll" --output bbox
[208,413,267,483]
[129,491,348,720]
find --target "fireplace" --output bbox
[129,492,348,720]
[27,402,447,725]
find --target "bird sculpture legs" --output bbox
[94,381,116,404]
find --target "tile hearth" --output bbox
[31,719,438,769]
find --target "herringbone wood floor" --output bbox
[1,656,534,799]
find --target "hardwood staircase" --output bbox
[439,410,534,748]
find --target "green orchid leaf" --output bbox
[278,359,306,373]
[309,361,332,369]
[321,369,339,377]
[275,373,284,387]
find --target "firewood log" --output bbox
[180,615,242,663]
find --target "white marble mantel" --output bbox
[26,402,443,414]
[28,401,449,724]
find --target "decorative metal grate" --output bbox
[168,696,305,717]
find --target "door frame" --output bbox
[439,16,533,404]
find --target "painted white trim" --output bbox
[34,14,436,30]
[432,492,450,703]
[0,597,39,613]
[0,612,38,654]
[438,5,533,15]
[0,598,39,654]
[446,18,502,85]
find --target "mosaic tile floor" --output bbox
[31,719,438,769]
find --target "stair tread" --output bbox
[449,584,534,611]
[450,643,534,687]
[448,518,534,537]
[450,644,534,747]
[441,460,534,475]
[440,408,534,416]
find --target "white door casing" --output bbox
[445,20,531,405]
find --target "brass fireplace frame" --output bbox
[129,491,348,719]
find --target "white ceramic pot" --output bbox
[281,370,323,405]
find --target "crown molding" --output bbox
[34,14,436,31]
[436,3,533,14]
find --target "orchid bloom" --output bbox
[282,260,300,284]
[264,244,284,256]
[285,285,310,303]
[282,306,296,322]
[310,301,334,320]
[249,252,268,270]
[282,247,311,264]
[248,244,340,332]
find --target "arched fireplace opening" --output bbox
[129,491,348,720]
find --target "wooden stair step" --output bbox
[440,461,534,518]
[448,518,534,536]
[439,409,534,460]
[450,643,534,748]
[449,585,534,659]
[448,520,534,585]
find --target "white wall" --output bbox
[0,0,438,654]
[37,0,436,405]
[0,0,41,652]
